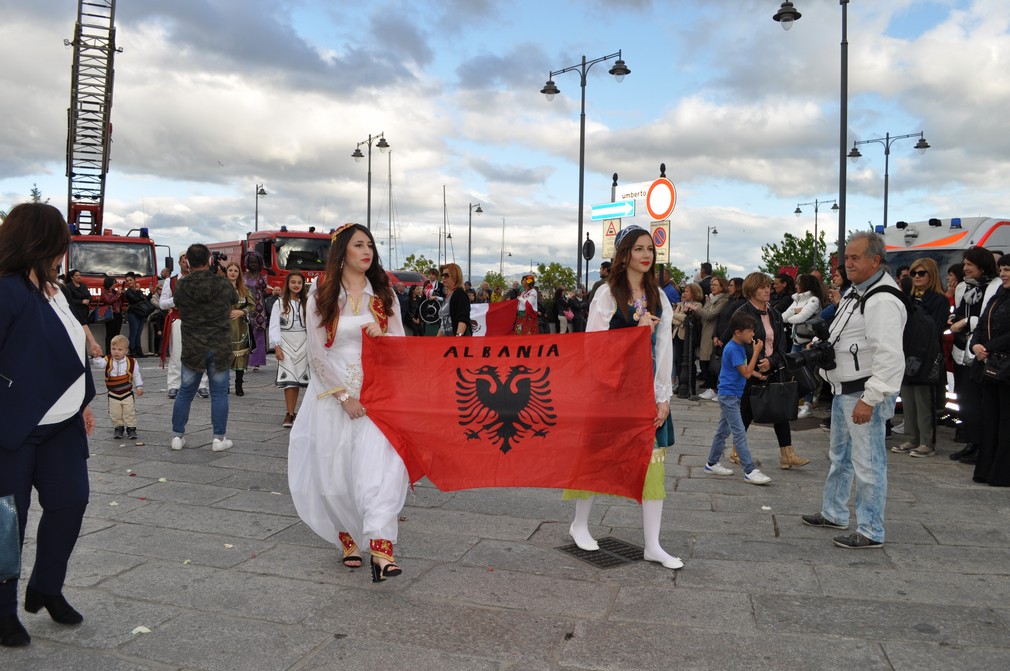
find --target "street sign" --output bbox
[646,178,677,221]
[591,199,636,221]
[602,219,620,260]
[651,220,670,264]
[615,181,652,202]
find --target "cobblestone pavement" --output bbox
[4,358,1009,670]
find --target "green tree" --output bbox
[30,183,48,203]
[535,262,577,293]
[401,253,436,274]
[482,270,507,294]
[714,263,729,278]
[759,231,829,275]
[663,264,687,286]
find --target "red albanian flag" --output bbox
[360,328,657,501]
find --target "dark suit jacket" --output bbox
[0,274,96,451]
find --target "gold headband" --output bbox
[331,223,355,243]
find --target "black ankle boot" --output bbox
[951,443,977,461]
[24,586,83,625]
[0,614,30,647]
[235,370,245,396]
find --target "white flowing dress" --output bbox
[287,282,409,546]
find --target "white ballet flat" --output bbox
[568,524,599,551]
[643,550,684,570]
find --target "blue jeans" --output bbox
[821,391,896,543]
[171,352,230,437]
[708,395,756,473]
[126,311,145,354]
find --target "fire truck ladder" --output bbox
[65,0,119,235]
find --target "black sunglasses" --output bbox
[910,270,929,277]
[441,273,450,278]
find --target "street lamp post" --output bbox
[254,184,267,232]
[774,0,848,262]
[541,51,630,282]
[350,132,390,231]
[467,202,483,285]
[706,226,718,264]
[848,131,930,229]
[794,198,838,269]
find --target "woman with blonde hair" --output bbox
[891,257,951,458]
[436,263,472,337]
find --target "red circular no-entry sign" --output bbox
[646,178,677,221]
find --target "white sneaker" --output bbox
[744,468,771,485]
[704,462,734,476]
[892,422,905,434]
[171,436,186,451]
[212,437,233,452]
[699,388,718,401]
[797,403,812,419]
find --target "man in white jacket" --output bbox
[802,232,906,549]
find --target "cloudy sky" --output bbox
[2,0,1008,282]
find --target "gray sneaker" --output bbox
[891,441,916,454]
[197,388,210,398]
[833,532,883,549]
[909,444,935,458]
[801,513,848,529]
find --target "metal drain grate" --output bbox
[557,537,644,568]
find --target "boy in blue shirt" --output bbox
[704,311,772,485]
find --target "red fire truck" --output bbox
[208,227,332,290]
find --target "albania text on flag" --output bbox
[360,328,657,500]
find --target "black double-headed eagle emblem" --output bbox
[455,365,557,454]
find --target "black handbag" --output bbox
[749,378,799,423]
[983,352,1010,383]
[708,347,723,378]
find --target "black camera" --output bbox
[784,318,836,371]
[210,251,228,274]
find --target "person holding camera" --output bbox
[802,232,906,549]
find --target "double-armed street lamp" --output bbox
[351,132,390,230]
[254,184,267,232]
[848,131,930,229]
[706,226,718,264]
[541,50,630,281]
[774,0,849,262]
[795,198,838,269]
[467,202,483,285]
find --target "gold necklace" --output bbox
[348,293,362,315]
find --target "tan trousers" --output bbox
[109,395,137,428]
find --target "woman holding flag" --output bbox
[287,223,410,583]
[564,225,682,570]
[514,274,539,335]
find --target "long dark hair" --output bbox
[0,202,70,298]
[315,224,393,328]
[608,229,661,320]
[282,271,308,321]
[797,273,827,306]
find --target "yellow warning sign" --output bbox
[602,219,621,260]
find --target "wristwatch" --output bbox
[337,392,350,405]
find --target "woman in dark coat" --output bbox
[0,203,98,647]
[406,285,424,336]
[437,263,472,337]
[731,272,810,470]
[62,269,92,325]
[970,255,1010,486]
[891,258,951,458]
